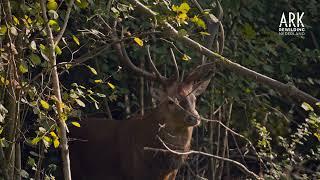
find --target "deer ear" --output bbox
[150,87,165,102]
[192,79,211,96]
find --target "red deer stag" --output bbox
[69,42,212,180]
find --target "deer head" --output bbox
[114,40,212,134]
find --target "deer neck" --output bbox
[138,107,193,152]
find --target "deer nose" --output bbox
[185,116,199,126]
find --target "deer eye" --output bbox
[168,100,175,105]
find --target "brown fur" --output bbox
[69,80,210,180]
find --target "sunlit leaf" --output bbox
[191,16,206,29]
[50,131,58,138]
[43,136,52,143]
[55,45,62,55]
[96,93,106,98]
[172,3,190,14]
[71,121,81,127]
[134,37,143,46]
[13,16,20,25]
[40,100,50,109]
[10,26,18,36]
[53,139,60,148]
[31,137,41,145]
[182,54,191,61]
[75,99,85,107]
[200,31,210,36]
[47,0,58,10]
[30,41,37,51]
[48,20,60,32]
[301,102,314,112]
[94,79,103,83]
[87,66,97,75]
[314,132,320,141]
[0,25,7,35]
[72,35,80,45]
[108,82,115,90]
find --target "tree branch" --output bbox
[127,0,320,108]
[54,0,75,45]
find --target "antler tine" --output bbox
[118,42,158,81]
[146,45,168,84]
[111,25,161,81]
[184,63,215,83]
[169,48,179,82]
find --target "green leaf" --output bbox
[30,54,41,65]
[31,137,41,145]
[55,45,62,55]
[75,0,89,8]
[47,0,58,10]
[40,100,50,109]
[71,121,81,127]
[19,62,29,74]
[75,99,85,107]
[48,20,60,32]
[0,25,7,35]
[72,35,80,45]
[87,66,97,75]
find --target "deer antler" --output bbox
[184,63,215,83]
[110,24,168,83]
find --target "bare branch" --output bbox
[144,136,262,180]
[169,48,179,81]
[54,0,75,45]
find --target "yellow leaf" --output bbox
[72,35,80,45]
[40,100,50,109]
[55,45,62,55]
[71,121,81,127]
[94,79,103,83]
[177,13,188,23]
[192,16,206,29]
[43,136,52,143]
[172,3,190,14]
[31,137,41,145]
[179,3,190,13]
[134,37,143,46]
[314,132,320,141]
[19,63,28,74]
[200,31,210,36]
[108,82,115,90]
[50,131,58,138]
[182,54,191,61]
[47,0,58,10]
[13,16,20,25]
[53,139,60,148]
[87,66,97,75]
[0,25,7,35]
